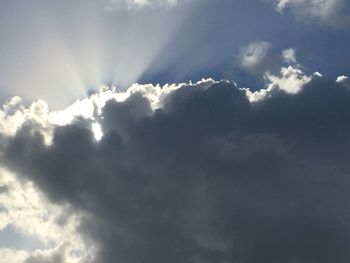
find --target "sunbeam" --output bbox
[1,1,350,262]
[0,0,195,108]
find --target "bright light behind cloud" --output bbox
[0,81,198,145]
[92,123,104,141]
[0,169,92,263]
[0,69,314,145]
[0,0,194,109]
[243,66,312,102]
[0,1,349,262]
[0,69,345,262]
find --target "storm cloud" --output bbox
[1,71,350,262]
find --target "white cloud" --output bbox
[0,249,28,263]
[313,71,323,77]
[0,169,92,263]
[282,48,298,64]
[1,73,322,143]
[0,98,51,143]
[104,0,182,9]
[129,0,178,7]
[238,41,272,70]
[274,0,349,26]
[336,75,348,82]
[266,66,312,94]
[245,66,312,102]
[337,75,350,90]
[0,80,215,145]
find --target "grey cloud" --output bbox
[281,48,297,65]
[2,78,350,262]
[25,254,64,263]
[238,40,278,75]
[24,245,67,263]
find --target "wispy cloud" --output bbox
[104,0,185,10]
[274,0,350,27]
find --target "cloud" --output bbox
[24,245,67,263]
[265,66,311,94]
[244,65,312,102]
[0,169,92,263]
[281,48,297,64]
[337,75,350,90]
[103,0,184,10]
[274,0,350,27]
[2,72,350,262]
[237,42,300,77]
[238,40,273,72]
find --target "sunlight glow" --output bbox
[92,122,104,141]
[0,1,192,109]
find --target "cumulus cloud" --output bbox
[244,65,312,102]
[1,72,350,263]
[274,0,350,26]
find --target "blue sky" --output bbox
[0,0,349,107]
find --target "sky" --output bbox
[0,0,350,262]
[0,0,349,107]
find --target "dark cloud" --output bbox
[2,78,350,262]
